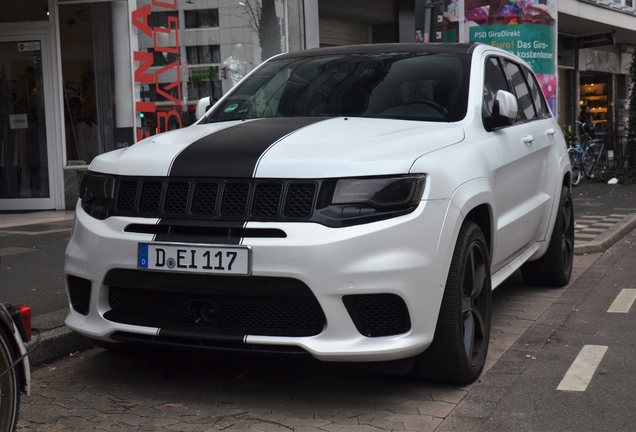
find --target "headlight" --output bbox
[79,172,115,219]
[332,176,425,209]
[313,175,426,227]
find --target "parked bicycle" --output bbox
[564,124,584,186]
[584,137,607,179]
[564,123,607,186]
[0,301,34,432]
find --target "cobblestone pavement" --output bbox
[18,253,601,432]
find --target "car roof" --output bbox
[275,43,481,60]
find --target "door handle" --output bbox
[522,135,534,144]
[546,128,556,136]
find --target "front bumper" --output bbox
[64,198,459,362]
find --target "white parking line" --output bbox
[608,289,636,313]
[557,345,608,392]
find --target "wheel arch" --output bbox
[449,178,495,261]
[464,205,493,258]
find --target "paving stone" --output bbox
[384,413,443,432]
[357,412,406,430]
[404,400,455,417]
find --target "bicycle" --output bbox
[0,302,35,432]
[564,123,606,185]
[568,145,585,186]
[564,125,585,186]
[583,137,607,179]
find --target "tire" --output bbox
[521,185,574,287]
[0,325,21,432]
[568,149,582,186]
[584,146,606,179]
[411,221,492,384]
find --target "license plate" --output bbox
[138,243,251,275]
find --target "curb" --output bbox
[574,214,636,255]
[26,309,93,366]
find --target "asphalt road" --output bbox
[0,226,70,315]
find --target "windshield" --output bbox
[203,52,470,123]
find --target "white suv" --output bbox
[65,43,573,384]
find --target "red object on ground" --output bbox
[14,305,32,341]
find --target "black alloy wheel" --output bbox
[412,221,492,384]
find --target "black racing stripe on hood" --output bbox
[169,117,328,178]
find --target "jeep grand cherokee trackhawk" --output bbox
[64,43,573,384]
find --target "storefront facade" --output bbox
[0,0,634,211]
[556,0,636,166]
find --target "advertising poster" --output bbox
[444,0,558,115]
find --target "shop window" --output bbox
[148,48,180,66]
[186,45,221,65]
[184,9,219,28]
[580,75,610,135]
[558,34,575,69]
[1,0,49,23]
[132,0,286,140]
[149,11,179,29]
[60,2,133,166]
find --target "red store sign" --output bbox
[132,0,183,140]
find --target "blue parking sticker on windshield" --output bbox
[138,244,149,268]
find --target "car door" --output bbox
[485,55,552,272]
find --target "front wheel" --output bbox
[568,148,582,186]
[411,221,492,384]
[0,325,21,432]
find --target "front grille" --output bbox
[112,177,318,222]
[102,270,326,337]
[67,275,91,315]
[343,294,411,337]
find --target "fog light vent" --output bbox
[343,294,411,337]
[68,275,91,316]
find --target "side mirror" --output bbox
[484,90,518,131]
[195,96,212,120]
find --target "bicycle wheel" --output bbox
[0,325,21,432]
[568,148,582,186]
[583,148,595,178]
[584,145,606,179]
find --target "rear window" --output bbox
[204,52,471,123]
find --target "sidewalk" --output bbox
[2,184,635,367]
[0,210,75,229]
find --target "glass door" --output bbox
[0,35,56,209]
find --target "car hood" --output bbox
[90,117,465,178]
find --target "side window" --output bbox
[504,60,536,121]
[483,57,509,116]
[523,66,549,118]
